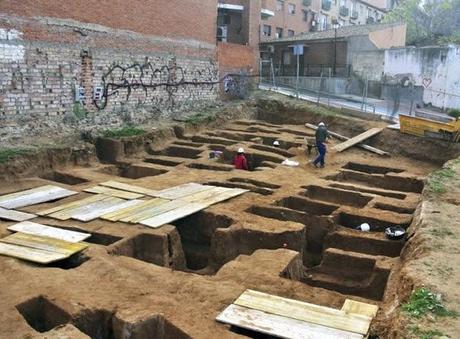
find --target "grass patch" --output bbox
[448,108,460,119]
[0,148,34,164]
[102,126,146,139]
[73,103,88,120]
[402,287,459,318]
[428,167,456,194]
[185,112,216,125]
[409,325,446,339]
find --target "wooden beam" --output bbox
[305,123,389,156]
[333,128,383,152]
[8,221,91,243]
[341,299,378,318]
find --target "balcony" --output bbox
[366,17,375,24]
[322,0,332,11]
[351,11,358,19]
[303,0,312,6]
[339,6,349,16]
[261,8,275,19]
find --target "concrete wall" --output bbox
[0,4,219,140]
[369,25,406,49]
[384,46,460,109]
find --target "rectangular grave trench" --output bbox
[206,181,273,195]
[328,183,407,200]
[40,171,89,185]
[187,163,233,172]
[98,164,167,179]
[342,162,405,175]
[149,146,202,159]
[275,196,338,216]
[302,185,372,207]
[110,233,167,267]
[228,177,281,189]
[173,211,234,273]
[336,212,410,232]
[144,157,183,167]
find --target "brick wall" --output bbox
[0,5,220,142]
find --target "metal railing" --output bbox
[276,64,352,78]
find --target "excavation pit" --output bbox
[342,162,405,175]
[187,163,234,172]
[275,196,338,216]
[72,309,115,339]
[302,185,372,207]
[206,181,274,195]
[98,164,167,179]
[40,171,89,185]
[110,233,167,267]
[278,128,314,137]
[47,252,90,270]
[336,212,410,232]
[86,232,122,246]
[172,140,204,148]
[150,146,202,159]
[374,202,416,214]
[173,212,233,272]
[328,183,407,199]
[228,177,281,189]
[250,144,294,158]
[191,135,237,146]
[144,157,183,167]
[16,296,71,333]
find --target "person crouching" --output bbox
[234,147,249,170]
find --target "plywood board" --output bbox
[48,196,120,221]
[0,232,88,256]
[99,181,158,196]
[84,186,144,199]
[179,186,231,203]
[0,242,70,264]
[333,128,383,153]
[8,221,91,243]
[140,202,208,228]
[0,207,36,221]
[101,198,169,222]
[341,299,378,318]
[0,185,78,209]
[120,199,185,224]
[36,194,109,216]
[234,290,371,335]
[153,183,213,200]
[72,199,144,222]
[216,304,363,339]
[198,188,248,206]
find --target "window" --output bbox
[288,3,296,14]
[303,10,309,21]
[283,50,291,65]
[263,25,272,36]
[288,29,295,37]
[276,27,284,38]
[277,0,284,11]
[319,14,328,31]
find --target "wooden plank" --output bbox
[100,199,167,222]
[7,221,91,243]
[216,304,363,339]
[153,183,213,200]
[0,207,36,221]
[180,186,232,203]
[121,199,185,224]
[234,290,371,335]
[99,181,158,196]
[37,194,108,216]
[305,123,389,156]
[83,186,144,199]
[341,299,378,318]
[333,128,383,152]
[140,202,207,228]
[0,185,78,209]
[0,242,69,264]
[0,233,88,255]
[49,196,119,221]
[198,188,248,206]
[72,199,144,222]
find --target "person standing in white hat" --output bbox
[312,122,330,168]
[234,147,249,170]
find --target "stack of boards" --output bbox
[216,289,378,339]
[0,221,90,264]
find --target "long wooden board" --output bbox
[153,183,213,200]
[8,221,91,243]
[0,233,88,256]
[0,242,70,264]
[101,198,168,222]
[234,290,371,335]
[99,181,158,196]
[84,186,144,199]
[36,194,108,216]
[0,185,78,209]
[198,188,248,206]
[120,199,185,224]
[48,196,120,221]
[72,199,144,222]
[216,304,363,339]
[305,123,389,156]
[179,186,231,203]
[0,207,36,221]
[333,128,383,152]
[341,299,378,318]
[140,202,208,228]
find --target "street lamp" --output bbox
[332,21,339,77]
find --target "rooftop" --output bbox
[261,23,404,44]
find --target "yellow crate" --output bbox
[400,115,460,141]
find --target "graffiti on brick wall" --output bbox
[93,61,219,110]
[223,73,248,99]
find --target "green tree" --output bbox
[384,0,460,45]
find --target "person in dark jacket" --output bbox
[312,122,330,168]
[234,147,249,170]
